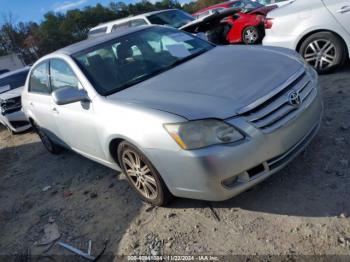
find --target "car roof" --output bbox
[0,66,31,79]
[55,25,157,56]
[89,9,177,31]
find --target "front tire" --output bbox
[242,26,261,45]
[118,141,172,206]
[33,122,63,154]
[299,32,347,74]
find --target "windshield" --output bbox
[229,0,264,12]
[73,27,213,96]
[147,10,195,28]
[0,70,29,94]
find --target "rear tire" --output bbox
[117,141,173,206]
[299,32,347,74]
[242,26,261,45]
[33,122,63,154]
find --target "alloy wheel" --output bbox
[304,39,336,70]
[121,149,158,200]
[244,28,258,44]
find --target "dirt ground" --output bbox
[1,63,350,261]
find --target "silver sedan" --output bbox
[22,26,323,206]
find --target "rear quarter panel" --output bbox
[265,0,350,56]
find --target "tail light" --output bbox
[264,18,274,29]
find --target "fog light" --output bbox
[222,176,239,188]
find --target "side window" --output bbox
[50,59,79,91]
[88,27,107,38]
[129,19,147,27]
[29,62,50,94]
[111,21,130,32]
[197,11,210,19]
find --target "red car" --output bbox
[193,0,277,44]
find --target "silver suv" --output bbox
[22,26,323,206]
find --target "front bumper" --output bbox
[145,82,323,201]
[0,109,31,133]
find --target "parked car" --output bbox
[22,26,322,206]
[263,0,350,74]
[251,0,294,7]
[0,67,31,133]
[88,8,246,45]
[88,9,194,38]
[193,0,277,44]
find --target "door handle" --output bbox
[337,6,350,13]
[29,102,34,107]
[52,107,59,114]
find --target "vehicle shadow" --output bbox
[0,134,142,259]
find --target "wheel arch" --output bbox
[107,135,151,168]
[296,29,349,57]
[109,137,125,167]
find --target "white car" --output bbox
[88,9,194,38]
[263,0,350,74]
[0,67,31,133]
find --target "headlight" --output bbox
[164,119,244,150]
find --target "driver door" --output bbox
[49,58,105,160]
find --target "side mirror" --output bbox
[52,86,90,105]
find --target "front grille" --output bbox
[0,96,22,115]
[240,68,317,133]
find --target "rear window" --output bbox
[148,10,194,28]
[88,27,108,38]
[230,0,264,11]
[0,70,29,94]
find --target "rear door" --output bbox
[323,0,350,35]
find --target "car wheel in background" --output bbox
[33,122,63,154]
[299,32,347,74]
[242,26,261,45]
[118,141,172,206]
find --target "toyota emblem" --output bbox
[288,91,301,107]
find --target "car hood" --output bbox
[107,46,304,120]
[0,86,23,101]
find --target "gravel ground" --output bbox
[0,63,349,260]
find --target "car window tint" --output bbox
[147,34,193,53]
[29,63,50,94]
[197,11,211,19]
[0,70,29,91]
[111,21,130,32]
[73,27,213,96]
[88,27,107,38]
[147,10,194,28]
[50,59,79,91]
[129,19,147,27]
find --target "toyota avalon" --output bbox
[22,26,323,206]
